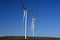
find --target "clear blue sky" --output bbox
[0,0,60,37]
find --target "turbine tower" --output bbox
[22,3,28,39]
[31,16,36,37]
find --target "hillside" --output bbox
[0,36,60,40]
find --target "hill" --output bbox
[0,36,60,40]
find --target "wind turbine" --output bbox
[31,16,36,37]
[22,3,28,39]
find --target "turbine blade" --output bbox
[23,12,25,22]
[31,19,34,32]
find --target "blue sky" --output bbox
[0,0,60,37]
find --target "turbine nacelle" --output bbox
[32,16,36,21]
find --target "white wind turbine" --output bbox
[22,3,28,39]
[31,16,36,37]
